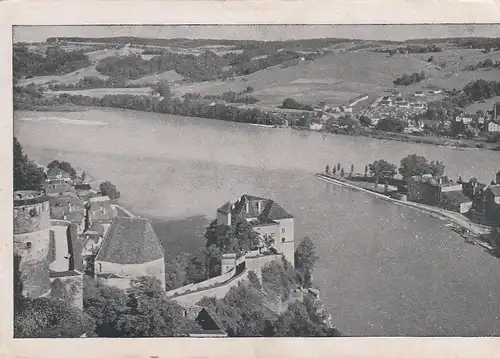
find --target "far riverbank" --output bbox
[19,99,500,151]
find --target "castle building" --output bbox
[217,194,295,266]
[14,190,84,308]
[84,195,117,236]
[94,217,166,290]
[14,190,52,297]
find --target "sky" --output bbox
[13,24,500,43]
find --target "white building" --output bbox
[488,121,500,132]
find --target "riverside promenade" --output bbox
[315,173,492,237]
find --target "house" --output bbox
[441,190,473,214]
[192,307,228,338]
[488,121,500,132]
[44,183,77,197]
[48,193,86,233]
[94,217,166,290]
[484,185,500,226]
[217,194,295,266]
[85,195,117,235]
[414,91,425,97]
[46,167,72,183]
[407,175,463,206]
[73,182,98,202]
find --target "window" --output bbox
[26,242,32,249]
[281,228,285,233]
[282,238,286,243]
[98,263,102,272]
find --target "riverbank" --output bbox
[295,126,500,151]
[20,97,500,151]
[315,173,492,238]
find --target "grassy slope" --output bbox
[174,51,439,106]
[19,40,500,109]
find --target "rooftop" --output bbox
[223,194,293,222]
[442,190,473,204]
[95,217,165,265]
[46,167,71,179]
[487,185,500,197]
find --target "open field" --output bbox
[126,70,184,86]
[17,65,110,86]
[173,51,438,106]
[16,41,500,109]
[465,96,500,114]
[47,87,153,98]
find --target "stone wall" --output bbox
[14,196,50,234]
[95,257,166,289]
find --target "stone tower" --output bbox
[13,190,52,297]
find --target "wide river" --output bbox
[15,108,500,336]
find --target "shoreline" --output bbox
[17,103,500,152]
[315,173,492,239]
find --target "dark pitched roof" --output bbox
[74,183,92,191]
[224,194,293,222]
[442,191,472,204]
[86,222,106,236]
[45,183,76,196]
[196,307,225,331]
[488,185,500,197]
[47,167,71,179]
[95,217,165,264]
[87,198,116,223]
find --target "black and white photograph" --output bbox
[10,23,500,340]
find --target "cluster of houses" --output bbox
[361,92,429,131]
[407,171,500,226]
[15,165,300,337]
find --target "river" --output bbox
[14,108,500,336]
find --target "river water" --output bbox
[14,108,500,336]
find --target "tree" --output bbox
[81,171,87,181]
[261,258,297,301]
[332,166,337,175]
[399,154,431,179]
[99,181,120,199]
[15,256,95,338]
[364,165,368,178]
[47,160,77,179]
[350,164,355,175]
[430,160,446,177]
[114,276,200,337]
[325,164,330,174]
[399,154,445,179]
[154,80,172,99]
[337,163,341,171]
[376,117,405,133]
[13,137,45,190]
[273,301,339,337]
[340,168,345,177]
[185,247,208,283]
[83,277,128,337]
[294,236,318,288]
[369,160,397,184]
[247,271,262,290]
[359,115,372,127]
